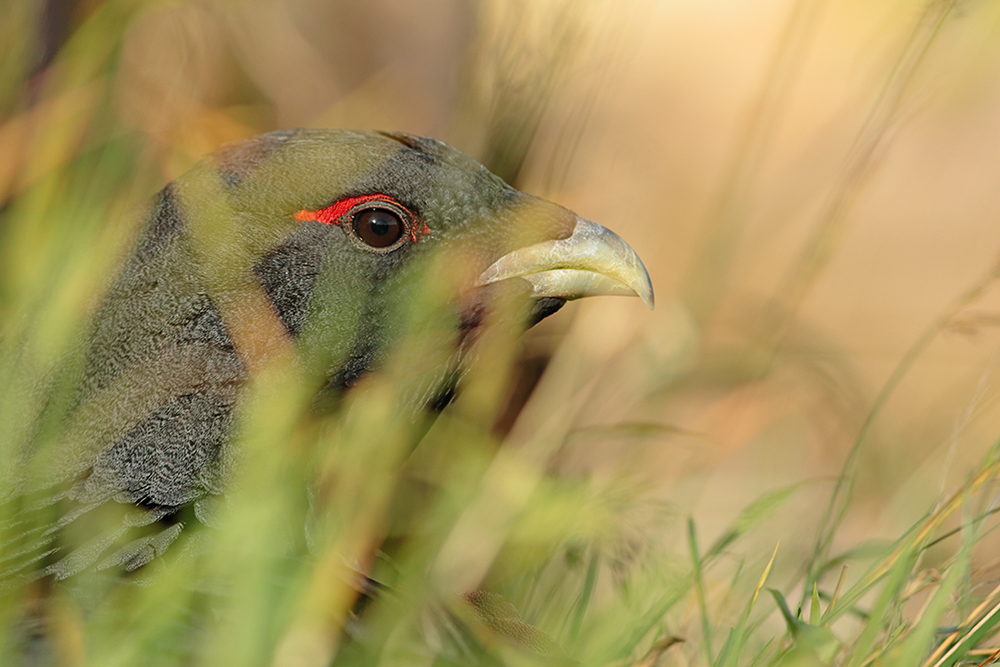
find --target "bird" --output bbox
[1,128,653,608]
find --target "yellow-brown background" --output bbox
[5,0,1000,634]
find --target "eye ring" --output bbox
[345,200,414,253]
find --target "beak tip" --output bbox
[632,257,655,310]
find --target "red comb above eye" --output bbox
[294,194,430,241]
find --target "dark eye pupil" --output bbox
[353,208,404,248]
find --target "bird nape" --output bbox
[1,129,652,659]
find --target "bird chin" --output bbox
[455,279,560,349]
[528,296,566,326]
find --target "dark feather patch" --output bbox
[212,130,297,188]
[254,222,332,337]
[133,183,184,264]
[529,297,565,325]
[86,392,231,508]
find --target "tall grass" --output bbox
[4,0,1000,665]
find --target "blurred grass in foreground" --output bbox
[4,0,1000,666]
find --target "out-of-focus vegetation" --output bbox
[5,0,1000,665]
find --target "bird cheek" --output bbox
[416,240,492,303]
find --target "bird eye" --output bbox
[296,194,427,250]
[352,208,405,249]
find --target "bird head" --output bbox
[146,129,653,403]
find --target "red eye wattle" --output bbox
[294,194,430,252]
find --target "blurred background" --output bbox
[5,0,1000,662]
